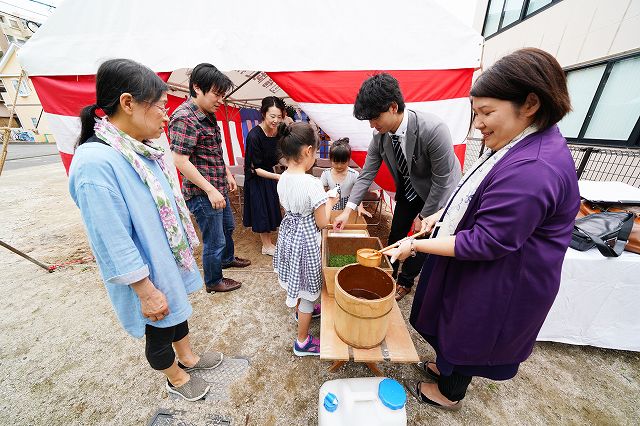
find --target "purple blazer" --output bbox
[410,125,580,367]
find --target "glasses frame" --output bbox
[142,100,170,116]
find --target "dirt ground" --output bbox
[1,163,639,425]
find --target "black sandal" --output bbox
[413,360,441,381]
[403,380,462,411]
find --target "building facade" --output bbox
[0,11,33,53]
[473,0,640,149]
[0,43,54,142]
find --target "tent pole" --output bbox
[0,240,53,273]
[225,71,260,99]
[0,70,25,176]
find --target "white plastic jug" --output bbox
[318,377,407,426]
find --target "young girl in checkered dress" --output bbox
[273,122,339,356]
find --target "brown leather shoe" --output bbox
[395,285,411,301]
[206,278,242,293]
[221,257,251,269]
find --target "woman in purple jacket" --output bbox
[387,48,580,410]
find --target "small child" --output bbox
[274,122,339,356]
[320,138,370,216]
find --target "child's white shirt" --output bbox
[277,171,327,216]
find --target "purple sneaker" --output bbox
[295,304,321,322]
[293,335,320,357]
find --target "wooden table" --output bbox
[320,284,420,376]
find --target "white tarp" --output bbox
[19,0,483,76]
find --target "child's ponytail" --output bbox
[277,122,318,162]
[329,137,352,163]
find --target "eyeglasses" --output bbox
[143,101,170,116]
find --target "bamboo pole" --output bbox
[0,70,54,273]
[0,70,25,176]
[0,240,53,273]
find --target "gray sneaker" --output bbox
[178,352,224,372]
[166,376,210,401]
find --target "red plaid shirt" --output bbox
[169,98,228,200]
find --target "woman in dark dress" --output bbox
[387,48,579,410]
[243,97,285,255]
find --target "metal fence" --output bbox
[463,139,640,188]
[569,146,640,187]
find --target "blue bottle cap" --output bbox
[323,392,339,412]
[378,378,406,410]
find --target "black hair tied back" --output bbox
[277,122,291,138]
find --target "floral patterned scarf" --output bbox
[94,118,199,270]
[434,125,538,238]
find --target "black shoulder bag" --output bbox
[570,212,635,257]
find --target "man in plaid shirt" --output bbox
[169,63,250,293]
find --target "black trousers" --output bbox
[388,194,427,288]
[145,320,189,370]
[438,372,473,401]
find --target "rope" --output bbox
[47,255,95,272]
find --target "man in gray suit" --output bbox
[334,73,461,301]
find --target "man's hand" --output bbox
[227,174,237,193]
[358,204,373,218]
[413,216,423,233]
[333,209,351,230]
[207,187,226,210]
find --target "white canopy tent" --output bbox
[18,0,483,193]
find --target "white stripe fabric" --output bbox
[297,98,471,150]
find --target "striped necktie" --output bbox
[390,134,418,201]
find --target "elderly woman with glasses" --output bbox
[69,58,224,402]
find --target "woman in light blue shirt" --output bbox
[69,59,221,402]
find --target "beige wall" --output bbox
[474,0,640,69]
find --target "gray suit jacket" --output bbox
[349,110,462,218]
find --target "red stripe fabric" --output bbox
[31,73,172,116]
[268,69,474,104]
[59,151,73,175]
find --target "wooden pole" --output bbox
[0,70,26,176]
[0,71,54,273]
[0,240,53,273]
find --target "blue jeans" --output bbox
[186,195,235,287]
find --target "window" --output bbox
[6,34,14,43]
[9,19,19,29]
[482,0,563,38]
[558,53,640,148]
[0,16,5,23]
[558,65,606,138]
[31,117,39,128]
[11,79,29,96]
[526,0,552,14]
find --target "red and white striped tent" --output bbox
[19,0,483,200]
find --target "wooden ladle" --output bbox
[356,229,429,267]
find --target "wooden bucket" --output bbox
[334,264,396,349]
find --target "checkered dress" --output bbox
[274,172,328,307]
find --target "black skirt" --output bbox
[243,175,282,233]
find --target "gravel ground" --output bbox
[0,163,638,425]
